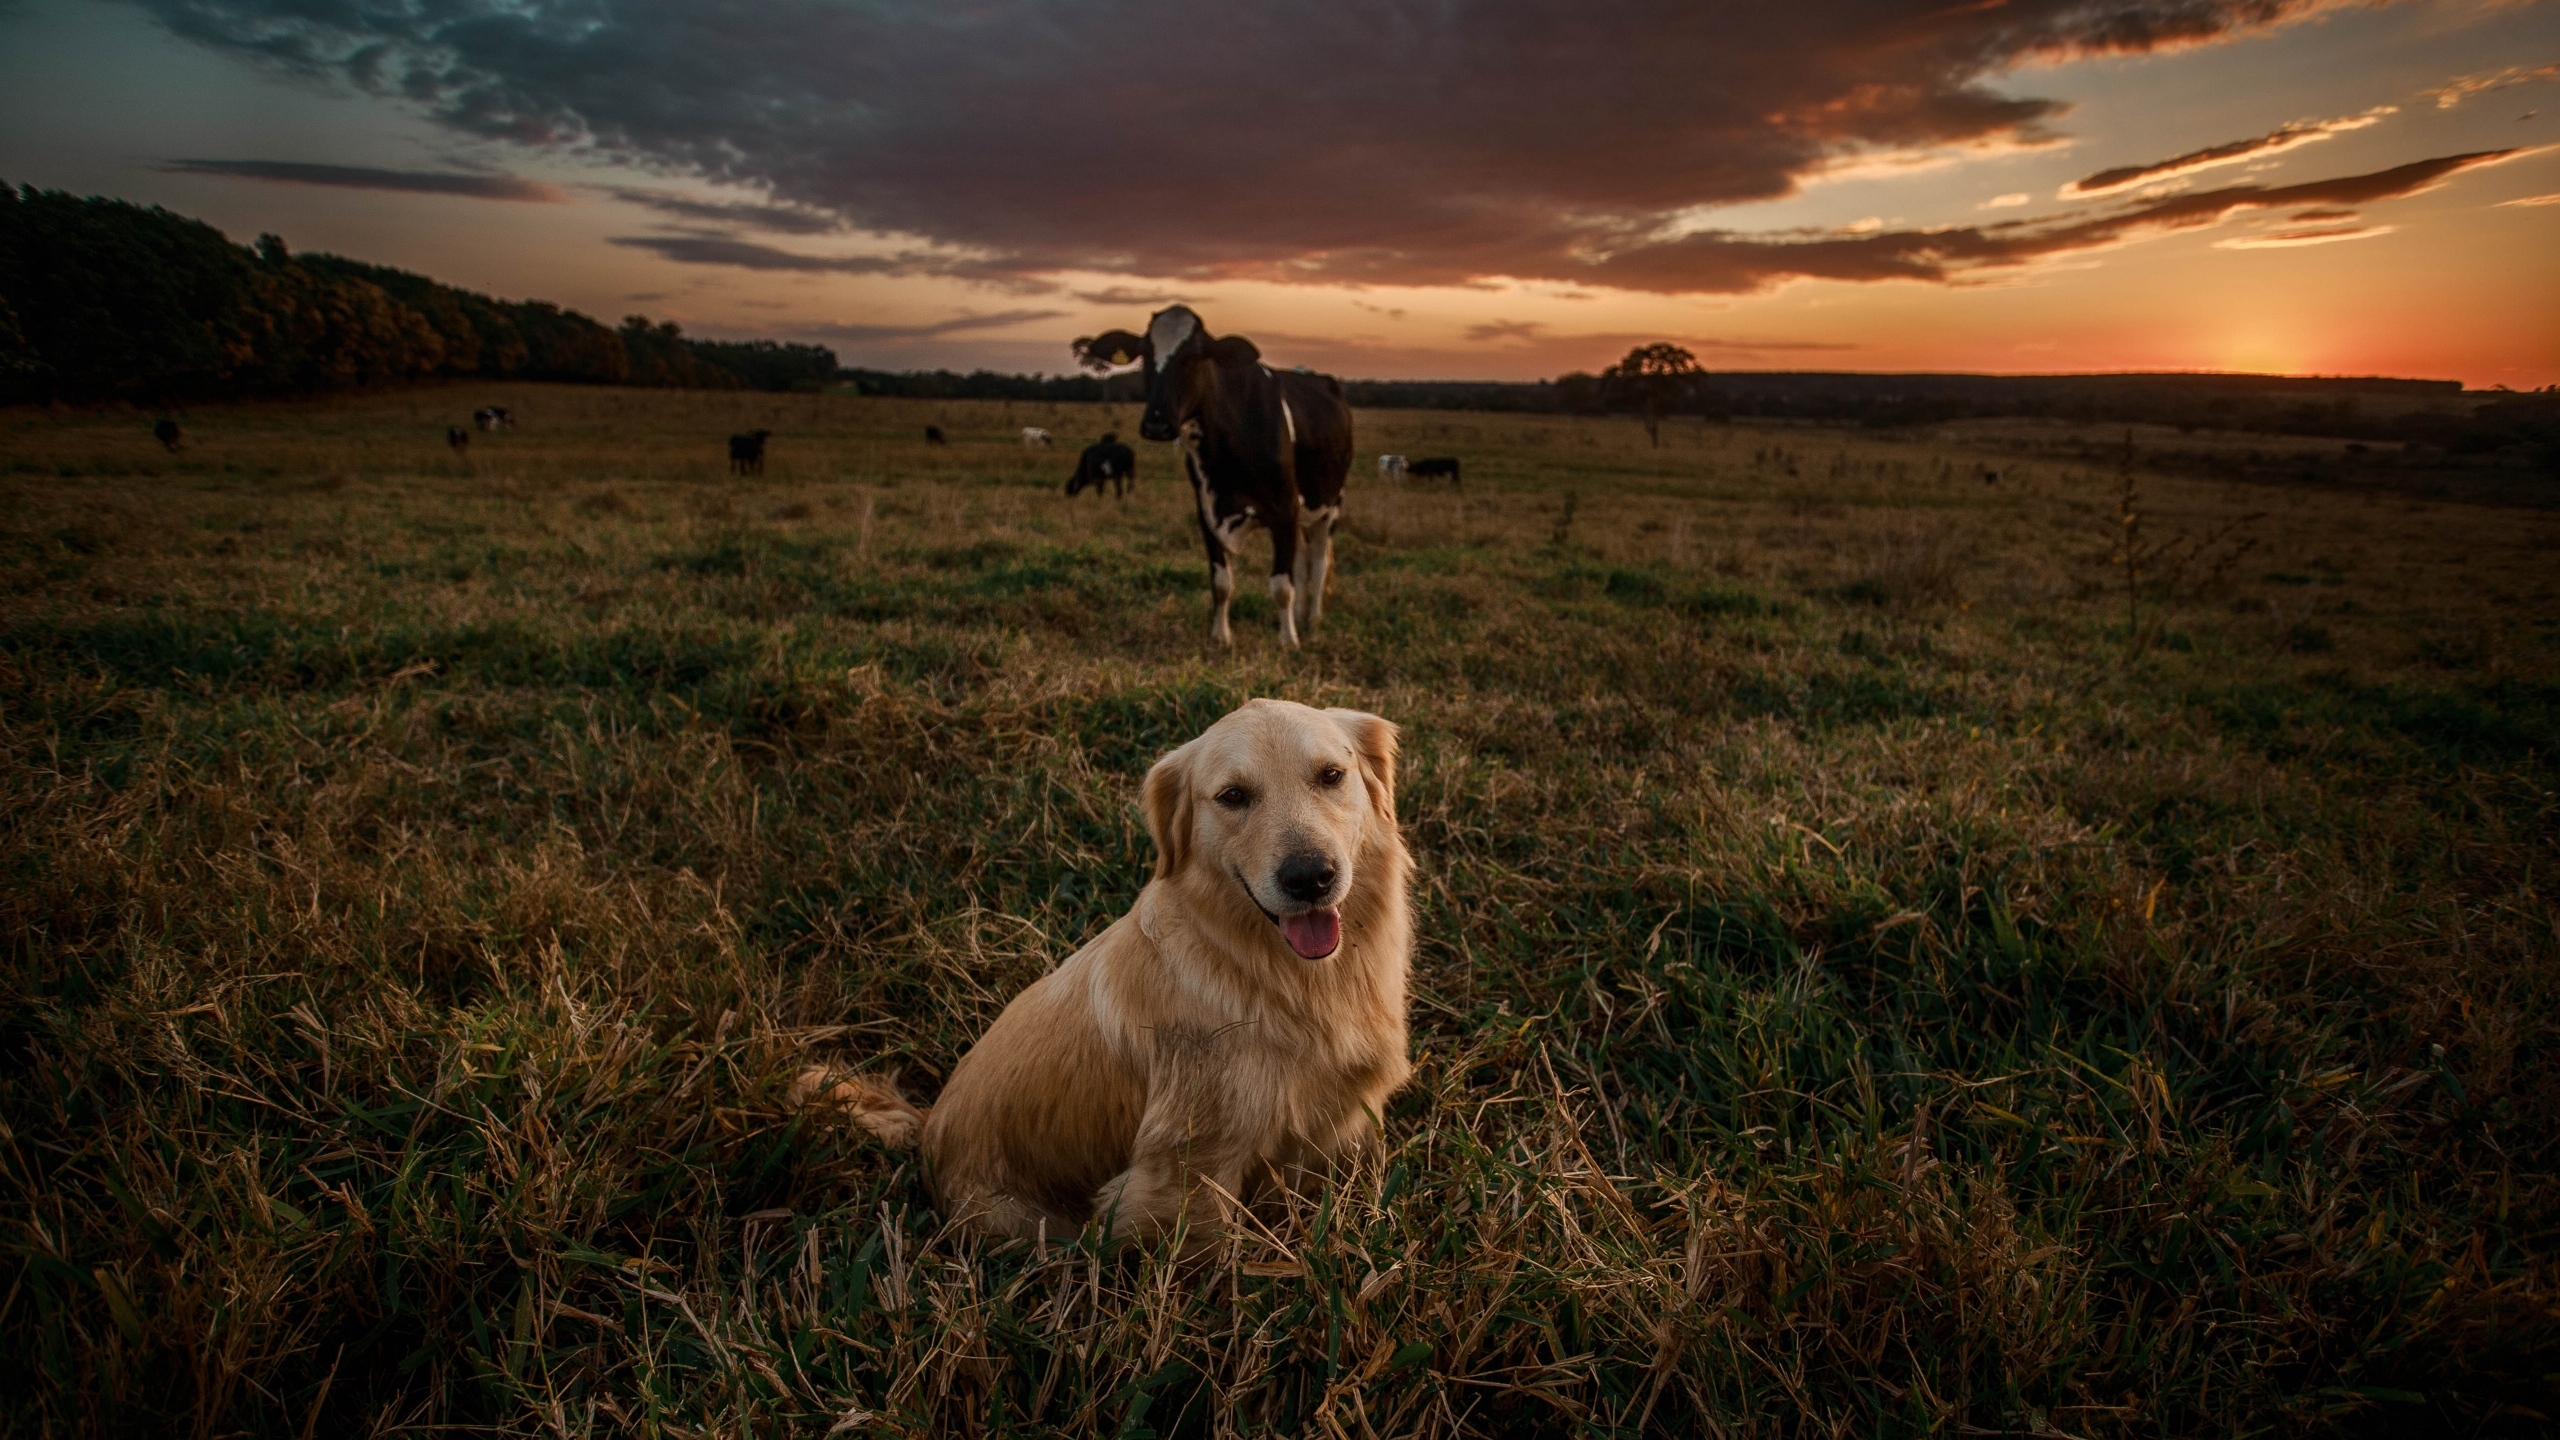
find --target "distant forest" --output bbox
[1339,370,2560,448]
[850,367,2556,467]
[0,184,837,403]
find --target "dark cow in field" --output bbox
[925,425,948,446]
[475,406,514,432]
[1406,456,1461,485]
[447,426,470,453]
[1075,306,1352,647]
[152,419,182,452]
[729,429,772,476]
[1066,432,1138,499]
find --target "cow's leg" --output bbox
[1209,545,1237,648]
[1299,509,1337,635]
[1267,521,1301,649]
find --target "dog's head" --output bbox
[1142,699,1399,962]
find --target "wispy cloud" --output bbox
[606,234,1056,293]
[1979,193,2032,209]
[1564,149,2519,293]
[601,188,843,235]
[1463,319,1548,344]
[2423,61,2560,110]
[2061,108,2394,198]
[2215,223,2393,249]
[160,159,566,201]
[1071,287,1195,307]
[801,310,1067,342]
[2497,192,2560,207]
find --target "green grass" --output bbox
[2,383,2556,1436]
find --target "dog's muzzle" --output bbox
[1271,852,1343,960]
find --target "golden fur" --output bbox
[808,698,1412,1245]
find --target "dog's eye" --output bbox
[1317,765,1346,787]
[1214,785,1252,809]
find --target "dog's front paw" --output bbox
[791,1067,927,1149]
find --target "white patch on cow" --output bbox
[1022,427,1051,446]
[1185,440,1228,549]
[1378,454,1406,480]
[1147,308,1200,366]
[1281,398,1296,446]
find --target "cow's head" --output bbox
[1073,307,1262,444]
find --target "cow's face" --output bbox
[1138,306,1206,443]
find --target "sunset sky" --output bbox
[3,0,2555,386]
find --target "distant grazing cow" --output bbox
[152,419,183,452]
[447,426,470,453]
[925,425,948,446]
[729,429,772,476]
[475,406,515,432]
[1407,456,1462,485]
[1073,305,1352,647]
[1022,427,1053,447]
[1377,454,1407,480]
[1066,432,1138,499]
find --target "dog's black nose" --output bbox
[1276,852,1338,904]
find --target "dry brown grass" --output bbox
[2,383,2556,1436]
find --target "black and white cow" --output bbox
[1076,306,1352,647]
[474,406,514,432]
[1066,432,1137,499]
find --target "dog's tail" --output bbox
[790,1066,928,1149]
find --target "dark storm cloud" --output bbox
[161,158,565,201]
[126,0,2439,291]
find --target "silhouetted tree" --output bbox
[1602,342,1699,446]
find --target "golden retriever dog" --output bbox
[804,698,1412,1245]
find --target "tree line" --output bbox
[835,367,1144,402]
[1353,346,2555,471]
[0,183,837,403]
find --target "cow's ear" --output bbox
[1142,739,1196,879]
[1208,335,1262,366]
[1073,330,1150,372]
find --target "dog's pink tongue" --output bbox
[1281,907,1342,960]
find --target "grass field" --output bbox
[3,382,2556,1437]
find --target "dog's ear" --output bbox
[1142,740,1195,879]
[1328,709,1399,826]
